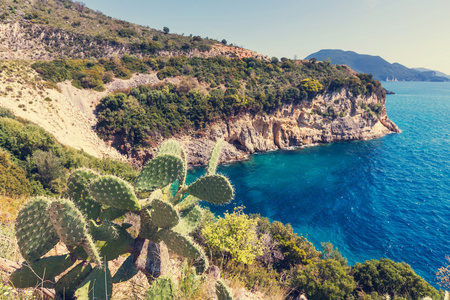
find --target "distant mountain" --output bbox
[305,50,449,82]
[413,68,450,79]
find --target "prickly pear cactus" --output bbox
[135,154,185,192]
[206,138,223,175]
[215,279,234,300]
[186,174,234,204]
[67,168,101,220]
[15,197,59,262]
[146,276,175,300]
[89,175,141,211]
[10,139,234,300]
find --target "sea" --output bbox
[187,82,450,287]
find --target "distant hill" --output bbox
[305,49,449,82]
[413,68,450,79]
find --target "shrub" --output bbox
[270,221,321,265]
[0,117,58,160]
[352,259,441,300]
[0,107,15,119]
[0,150,32,197]
[300,78,324,93]
[32,150,64,189]
[291,259,356,300]
[321,242,348,268]
[202,207,264,266]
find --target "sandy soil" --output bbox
[0,62,162,160]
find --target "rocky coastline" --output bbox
[120,89,400,167]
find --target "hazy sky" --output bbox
[81,0,450,74]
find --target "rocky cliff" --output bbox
[126,89,400,166]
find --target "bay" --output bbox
[187,81,450,287]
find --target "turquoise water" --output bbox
[187,82,450,287]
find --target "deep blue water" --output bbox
[187,82,450,287]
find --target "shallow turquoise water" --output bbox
[187,82,450,287]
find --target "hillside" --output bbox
[0,1,400,167]
[305,49,449,82]
[0,0,267,61]
[413,67,450,79]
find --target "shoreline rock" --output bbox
[122,89,400,167]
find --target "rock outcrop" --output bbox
[127,89,400,166]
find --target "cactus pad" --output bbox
[139,189,163,207]
[48,198,101,264]
[215,279,234,300]
[157,139,181,157]
[15,197,59,262]
[55,262,92,300]
[158,229,208,273]
[173,206,203,236]
[89,220,120,241]
[112,254,138,284]
[89,175,141,211]
[206,139,223,175]
[176,195,200,212]
[139,208,160,242]
[74,263,112,300]
[97,224,134,261]
[9,255,73,289]
[67,168,101,220]
[146,276,175,300]
[135,154,184,192]
[150,199,180,229]
[179,148,188,187]
[48,198,89,246]
[99,207,128,221]
[186,175,234,204]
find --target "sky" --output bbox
[81,0,450,75]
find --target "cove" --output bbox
[187,81,450,287]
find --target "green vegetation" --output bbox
[291,259,356,300]
[0,132,442,299]
[202,207,264,266]
[0,0,217,58]
[0,109,138,196]
[9,139,234,300]
[352,259,442,299]
[46,55,383,147]
[195,209,442,299]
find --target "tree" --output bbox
[32,150,64,190]
[320,242,348,268]
[221,39,227,45]
[163,26,170,34]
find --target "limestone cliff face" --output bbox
[129,89,400,166]
[125,90,400,165]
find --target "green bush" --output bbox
[0,114,138,196]
[32,150,64,190]
[201,207,264,266]
[291,259,356,300]
[352,259,441,300]
[0,150,32,197]
[269,221,321,265]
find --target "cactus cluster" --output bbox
[10,139,234,299]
